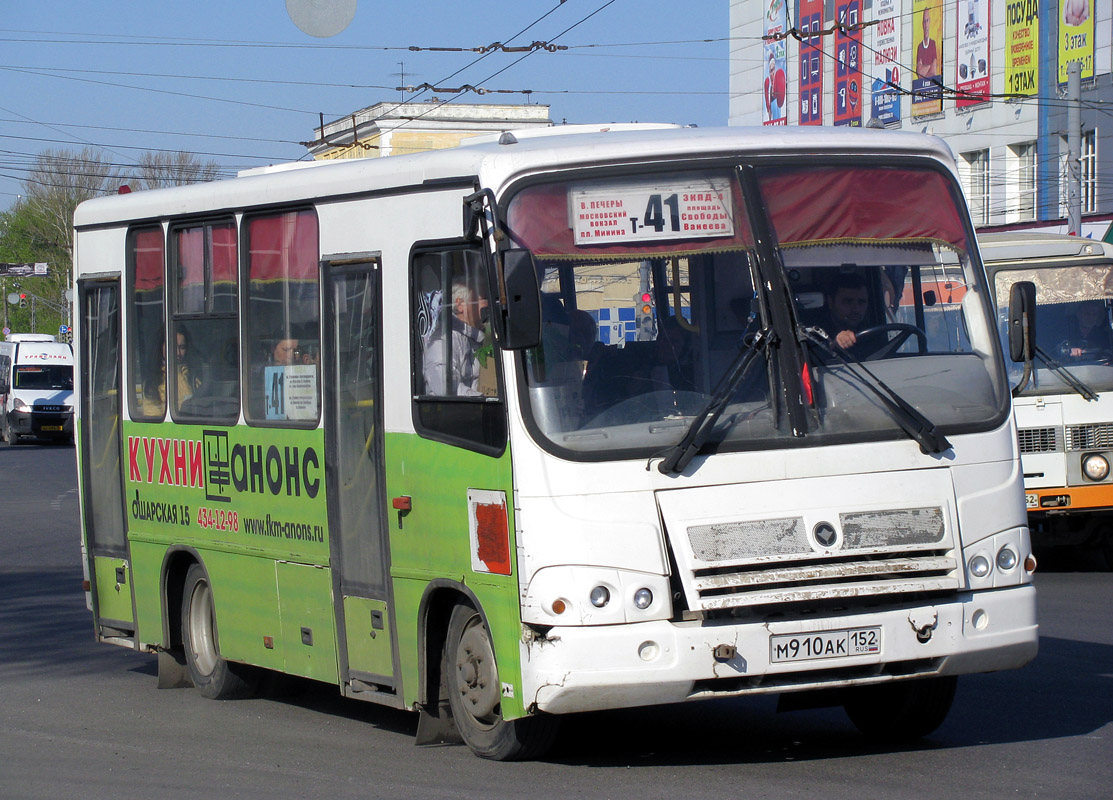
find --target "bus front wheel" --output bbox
[842,675,957,741]
[181,563,258,700]
[444,603,559,760]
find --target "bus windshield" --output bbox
[507,163,1006,458]
[14,364,73,390]
[994,263,1113,396]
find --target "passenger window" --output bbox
[411,246,506,453]
[169,220,240,423]
[242,209,320,426]
[126,226,167,421]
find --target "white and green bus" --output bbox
[74,125,1038,760]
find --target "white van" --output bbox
[0,333,75,444]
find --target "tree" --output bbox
[1,147,120,335]
[1,146,223,336]
[132,150,223,190]
[22,146,122,264]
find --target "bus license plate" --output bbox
[41,425,63,431]
[770,627,881,663]
[1025,494,1037,509]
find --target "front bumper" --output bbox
[521,584,1037,715]
[10,410,74,439]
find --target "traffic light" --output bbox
[18,293,26,308]
[635,290,655,340]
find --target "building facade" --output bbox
[729,0,1112,236]
[305,101,552,161]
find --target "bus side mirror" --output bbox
[1008,281,1037,362]
[498,248,541,351]
[0,379,7,395]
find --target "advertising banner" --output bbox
[912,0,944,117]
[1058,0,1094,84]
[833,0,863,127]
[798,0,824,125]
[1005,0,1039,96]
[762,0,788,126]
[955,0,990,107]
[870,0,901,126]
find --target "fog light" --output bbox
[633,588,653,609]
[1082,453,1110,481]
[589,586,610,608]
[969,554,991,578]
[997,546,1018,571]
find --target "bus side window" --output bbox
[410,246,506,454]
[127,226,167,421]
[242,209,321,426]
[169,220,241,423]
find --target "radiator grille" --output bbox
[1017,426,1061,453]
[1066,423,1113,451]
[680,507,957,611]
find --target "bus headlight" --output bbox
[523,566,671,625]
[589,586,611,608]
[969,554,991,578]
[996,546,1018,571]
[11,397,30,412]
[1081,453,1110,481]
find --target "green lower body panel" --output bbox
[93,556,134,629]
[276,561,339,684]
[343,596,394,680]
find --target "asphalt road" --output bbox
[1,439,1111,799]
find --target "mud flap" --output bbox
[157,648,193,689]
[414,702,463,746]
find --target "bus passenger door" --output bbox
[77,279,134,641]
[323,257,396,696]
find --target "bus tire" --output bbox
[842,675,957,741]
[444,603,559,761]
[181,563,258,700]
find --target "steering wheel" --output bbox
[850,323,928,359]
[1057,341,1113,364]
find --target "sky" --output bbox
[0,0,729,211]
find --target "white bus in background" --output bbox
[73,126,1038,760]
[982,232,1113,568]
[0,332,74,444]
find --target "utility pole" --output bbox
[1067,61,1081,236]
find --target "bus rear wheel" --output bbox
[842,675,957,741]
[181,563,258,700]
[444,603,559,761]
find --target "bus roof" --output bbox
[977,232,1113,265]
[74,126,959,231]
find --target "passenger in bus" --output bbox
[1063,301,1113,359]
[271,336,300,366]
[819,274,871,353]
[173,329,201,409]
[140,330,200,415]
[422,280,490,396]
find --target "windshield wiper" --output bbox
[1033,345,1098,401]
[800,326,952,455]
[658,327,773,475]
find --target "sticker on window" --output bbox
[570,180,734,245]
[264,365,318,421]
